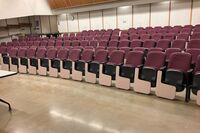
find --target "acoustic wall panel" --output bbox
[117,6,132,30]
[133,4,150,28]
[78,12,90,31]
[192,0,200,25]
[90,10,103,30]
[103,8,117,29]
[68,13,79,32]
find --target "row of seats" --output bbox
[1,39,200,52]
[17,24,200,42]
[0,47,200,106]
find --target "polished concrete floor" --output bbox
[0,74,200,133]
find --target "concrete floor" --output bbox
[0,74,200,133]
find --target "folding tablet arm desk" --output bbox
[0,70,17,111]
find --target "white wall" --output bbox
[55,0,200,33]
[170,0,191,26]
[117,6,132,30]
[192,0,200,25]
[151,1,170,27]
[78,12,90,31]
[90,11,103,30]
[103,8,117,29]
[57,14,68,33]
[133,4,150,27]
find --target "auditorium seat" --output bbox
[148,48,163,52]
[130,34,140,40]
[108,40,118,47]
[115,51,144,90]
[72,40,80,47]
[80,40,89,47]
[187,39,200,49]
[27,47,37,74]
[72,49,94,81]
[119,47,131,59]
[165,48,181,62]
[140,34,151,41]
[190,55,200,105]
[89,40,98,47]
[176,33,189,41]
[118,40,130,48]
[163,33,176,41]
[85,50,108,83]
[155,52,192,100]
[190,33,200,40]
[156,39,171,50]
[18,47,28,73]
[37,48,57,76]
[48,48,69,78]
[99,40,108,47]
[99,50,125,86]
[143,39,157,49]
[130,39,143,48]
[171,39,186,51]
[186,49,200,68]
[134,51,165,94]
[33,41,41,47]
[40,41,48,47]
[55,40,63,47]
[3,48,18,71]
[64,40,71,46]
[60,49,81,79]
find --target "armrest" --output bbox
[187,69,193,73]
[143,66,157,71]
[160,66,166,71]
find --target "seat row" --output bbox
[1,47,200,106]
[1,39,200,51]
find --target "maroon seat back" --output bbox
[108,50,125,65]
[176,33,189,41]
[40,41,48,47]
[165,48,181,62]
[130,34,140,40]
[186,49,200,65]
[57,48,69,60]
[27,47,37,58]
[9,48,18,58]
[18,47,27,58]
[71,40,80,47]
[126,51,144,67]
[47,48,57,59]
[143,39,156,48]
[151,33,163,41]
[144,51,166,69]
[191,33,200,40]
[89,40,98,47]
[36,48,46,59]
[140,34,151,41]
[194,55,200,73]
[94,50,108,63]
[80,40,89,47]
[171,39,186,50]
[168,53,191,73]
[118,40,130,47]
[33,41,40,47]
[156,39,171,50]
[130,39,143,48]
[108,40,118,47]
[187,39,200,49]
[55,41,63,47]
[80,49,94,62]
[99,40,108,47]
[68,49,81,61]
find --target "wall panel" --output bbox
[68,13,79,32]
[40,16,51,33]
[49,15,58,33]
[192,0,200,25]
[57,14,68,33]
[90,10,103,30]
[133,4,150,28]
[78,12,90,31]
[117,6,132,30]
[103,8,117,29]
[170,0,191,26]
[151,1,170,27]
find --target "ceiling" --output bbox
[48,0,119,9]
